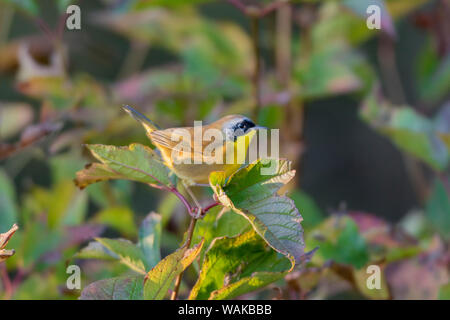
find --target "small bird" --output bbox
[123,105,263,185]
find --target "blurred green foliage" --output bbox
[0,0,448,300]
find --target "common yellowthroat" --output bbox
[123,105,263,185]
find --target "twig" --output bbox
[0,3,14,45]
[170,217,197,300]
[226,0,247,14]
[57,13,69,42]
[169,186,195,216]
[276,3,291,86]
[377,33,430,203]
[202,201,220,215]
[117,41,149,80]
[0,122,63,160]
[251,16,262,119]
[226,0,291,18]
[35,18,54,41]
[0,263,12,299]
[226,0,290,119]
[260,0,291,17]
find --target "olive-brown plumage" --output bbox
[123,105,260,185]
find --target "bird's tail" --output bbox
[122,105,160,132]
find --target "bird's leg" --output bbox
[190,183,210,188]
[182,180,203,219]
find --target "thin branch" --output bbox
[260,0,291,17]
[34,18,54,41]
[56,13,69,41]
[0,263,12,300]
[170,217,198,300]
[0,122,62,160]
[0,4,14,45]
[202,201,220,215]
[117,41,150,80]
[226,0,291,18]
[226,0,247,14]
[169,186,195,215]
[276,3,291,86]
[377,33,430,204]
[251,16,262,119]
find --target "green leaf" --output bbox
[435,103,450,153]
[12,273,60,299]
[76,144,172,188]
[426,179,450,240]
[29,180,88,229]
[307,216,369,269]
[131,0,211,11]
[61,189,88,226]
[290,190,324,230]
[3,0,39,16]
[360,87,449,171]
[438,283,450,300]
[138,212,162,269]
[93,206,137,238]
[143,239,204,300]
[74,241,119,261]
[0,103,33,139]
[209,272,286,300]
[293,1,368,99]
[190,230,291,300]
[19,221,61,269]
[418,47,450,104]
[209,159,305,265]
[74,163,124,190]
[47,181,75,228]
[57,0,77,13]
[157,193,179,227]
[0,170,18,233]
[257,105,284,129]
[80,276,144,300]
[95,238,147,274]
[192,206,250,263]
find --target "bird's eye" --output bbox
[235,119,255,132]
[231,119,256,141]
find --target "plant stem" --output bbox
[226,0,247,14]
[251,16,262,120]
[117,40,149,80]
[35,18,54,41]
[377,33,430,204]
[202,201,220,215]
[169,186,194,215]
[226,0,292,18]
[276,3,291,86]
[170,217,197,300]
[0,263,12,300]
[0,4,14,45]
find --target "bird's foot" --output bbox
[190,207,204,219]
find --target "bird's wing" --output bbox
[150,128,226,162]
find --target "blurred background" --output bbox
[0,0,449,300]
